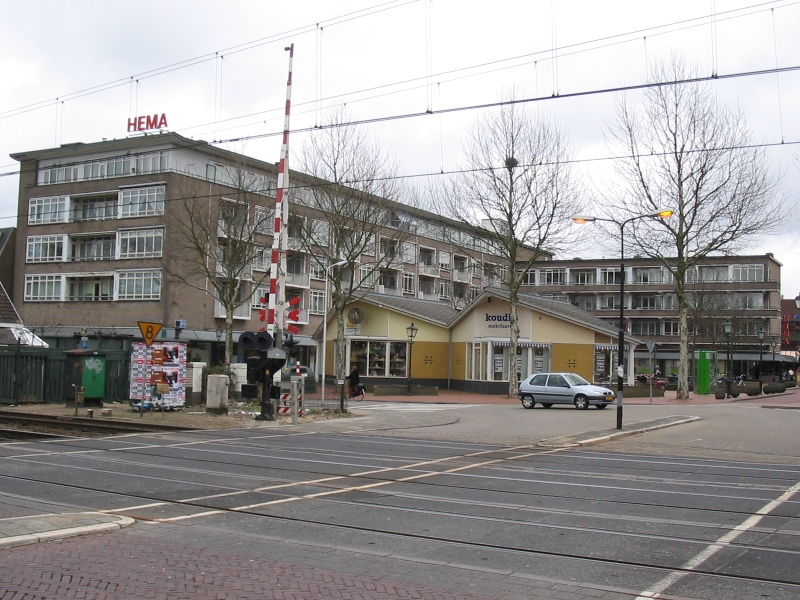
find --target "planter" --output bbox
[729,387,740,398]
[714,386,726,400]
[745,382,761,396]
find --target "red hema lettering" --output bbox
[127,113,169,132]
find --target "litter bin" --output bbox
[65,350,107,405]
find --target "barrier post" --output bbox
[290,379,299,425]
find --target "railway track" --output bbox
[0,409,199,436]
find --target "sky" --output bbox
[1,0,799,297]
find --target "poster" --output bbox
[129,342,187,408]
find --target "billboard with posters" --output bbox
[129,342,187,407]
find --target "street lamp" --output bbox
[321,259,349,403]
[723,319,733,398]
[770,337,779,380]
[406,322,418,396]
[757,327,765,393]
[572,208,673,430]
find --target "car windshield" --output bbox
[564,373,591,386]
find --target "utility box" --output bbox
[693,350,718,395]
[64,350,107,404]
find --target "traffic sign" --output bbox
[138,321,163,347]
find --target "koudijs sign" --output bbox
[485,313,511,328]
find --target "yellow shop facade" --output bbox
[317,289,638,393]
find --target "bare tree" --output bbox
[294,108,410,411]
[608,57,782,399]
[439,98,583,398]
[167,164,275,365]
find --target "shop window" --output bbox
[351,341,407,377]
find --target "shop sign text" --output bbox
[128,113,168,132]
[485,313,511,328]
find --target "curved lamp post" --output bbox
[572,208,674,430]
[321,259,349,403]
[723,319,733,398]
[406,322,418,396]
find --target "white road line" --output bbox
[352,403,479,412]
[635,480,800,599]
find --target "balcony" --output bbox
[286,272,310,288]
[288,308,309,325]
[417,291,438,301]
[418,262,440,277]
[483,276,501,288]
[287,236,304,251]
[453,269,472,283]
[377,285,403,297]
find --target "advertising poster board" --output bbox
[130,342,187,408]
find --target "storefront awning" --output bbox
[493,341,551,348]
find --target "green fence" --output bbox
[0,347,130,405]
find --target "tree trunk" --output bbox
[225,314,234,367]
[335,309,347,412]
[508,291,520,398]
[677,299,690,399]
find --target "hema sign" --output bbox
[128,114,168,132]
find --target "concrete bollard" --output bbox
[206,374,229,415]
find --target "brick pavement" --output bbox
[0,531,500,600]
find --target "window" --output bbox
[600,268,621,284]
[27,235,65,263]
[252,286,269,308]
[572,270,595,285]
[453,255,468,271]
[402,242,416,264]
[39,164,79,185]
[601,294,620,309]
[309,290,326,315]
[359,265,375,288]
[350,340,408,378]
[380,270,398,289]
[362,234,375,256]
[28,196,67,224]
[419,248,435,266]
[439,251,451,270]
[286,215,305,239]
[254,206,275,234]
[634,295,661,309]
[664,321,679,335]
[252,246,269,271]
[71,195,118,222]
[285,290,304,308]
[286,254,304,275]
[118,228,163,259]
[134,151,168,175]
[117,270,162,300]
[120,186,164,217]
[71,236,115,261]
[522,270,536,286]
[541,269,566,285]
[310,258,326,280]
[731,264,764,282]
[663,294,678,310]
[25,275,62,301]
[498,265,508,282]
[438,279,451,299]
[68,276,113,301]
[82,156,131,180]
[402,272,415,294]
[380,238,397,258]
[700,266,728,282]
[633,268,662,284]
[218,199,249,236]
[310,220,330,246]
[732,293,764,309]
[469,285,481,301]
[631,320,659,335]
[572,295,595,310]
[472,261,482,277]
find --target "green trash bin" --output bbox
[693,350,718,395]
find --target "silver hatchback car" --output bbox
[518,372,614,410]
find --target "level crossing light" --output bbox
[571,208,673,430]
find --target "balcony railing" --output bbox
[417,291,438,301]
[377,285,403,296]
[286,272,310,288]
[418,262,440,277]
[483,276,501,288]
[453,269,472,283]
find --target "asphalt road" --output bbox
[0,401,798,599]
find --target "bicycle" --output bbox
[347,384,365,402]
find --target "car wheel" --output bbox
[541,403,553,408]
[574,395,589,410]
[595,403,608,409]
[521,395,536,409]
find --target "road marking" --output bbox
[157,446,563,519]
[351,402,479,412]
[635,480,800,599]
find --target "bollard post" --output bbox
[290,379,299,425]
[74,386,85,417]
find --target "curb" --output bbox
[0,514,135,550]
[538,415,701,448]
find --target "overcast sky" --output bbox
[2,0,799,297]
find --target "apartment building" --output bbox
[521,254,783,378]
[10,132,524,372]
